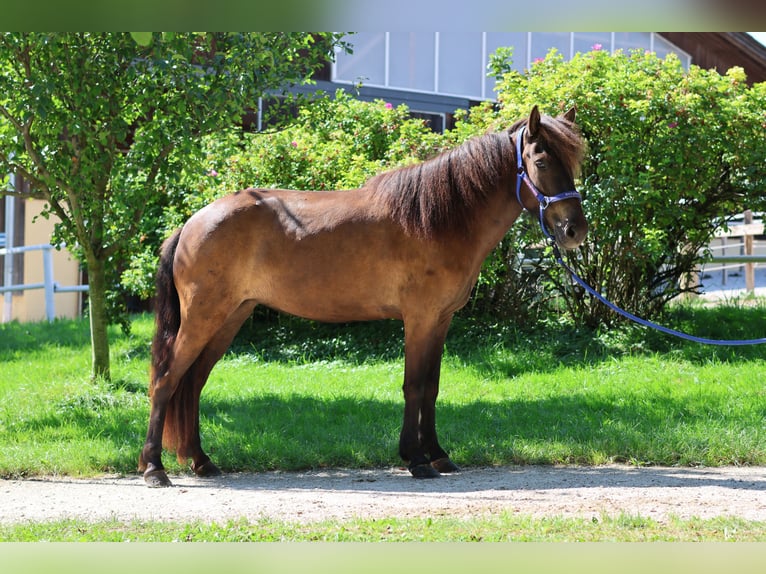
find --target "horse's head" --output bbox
[515,105,587,250]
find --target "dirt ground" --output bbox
[2,464,765,524]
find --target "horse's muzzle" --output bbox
[553,218,587,250]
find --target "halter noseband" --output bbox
[515,125,582,241]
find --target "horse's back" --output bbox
[173,188,425,321]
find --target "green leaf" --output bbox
[130,32,153,47]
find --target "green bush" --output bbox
[463,47,766,326]
[208,90,444,193]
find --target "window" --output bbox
[332,32,692,102]
[388,33,436,92]
[436,32,484,98]
[573,32,612,55]
[409,110,448,133]
[530,32,571,62]
[614,32,652,54]
[335,32,386,86]
[484,32,528,98]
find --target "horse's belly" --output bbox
[255,268,404,323]
[269,300,401,323]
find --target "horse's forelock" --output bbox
[540,115,585,180]
[508,112,585,180]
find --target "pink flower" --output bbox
[384,102,393,110]
[668,121,678,129]
[207,169,218,177]
[533,57,544,64]
[592,43,603,51]
[290,141,298,148]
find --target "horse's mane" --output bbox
[366,112,584,238]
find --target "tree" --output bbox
[0,32,346,380]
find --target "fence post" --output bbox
[3,193,14,323]
[42,245,55,321]
[744,210,754,293]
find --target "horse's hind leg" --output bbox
[140,302,254,487]
[176,301,257,478]
[140,328,210,487]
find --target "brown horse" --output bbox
[139,105,587,486]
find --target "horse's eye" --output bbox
[534,160,546,169]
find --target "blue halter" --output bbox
[514,125,582,241]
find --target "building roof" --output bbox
[659,32,766,84]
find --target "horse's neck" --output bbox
[466,184,525,259]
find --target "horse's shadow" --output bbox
[172,463,766,495]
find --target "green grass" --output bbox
[1,303,766,541]
[3,513,766,542]
[1,303,765,478]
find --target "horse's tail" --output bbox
[150,228,182,393]
[149,228,189,457]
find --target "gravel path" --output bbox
[3,464,765,524]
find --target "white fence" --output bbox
[0,242,88,322]
[700,210,765,294]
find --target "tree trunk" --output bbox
[86,255,111,381]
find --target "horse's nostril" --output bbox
[565,225,577,239]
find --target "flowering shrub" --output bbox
[467,48,766,325]
[185,89,445,203]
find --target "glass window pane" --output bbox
[530,32,571,62]
[485,32,528,98]
[652,34,689,68]
[653,34,676,59]
[573,32,612,55]
[334,32,386,86]
[437,32,483,98]
[614,32,652,53]
[388,32,436,92]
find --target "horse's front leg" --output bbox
[399,315,459,478]
[420,366,461,475]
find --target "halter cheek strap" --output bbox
[515,125,582,240]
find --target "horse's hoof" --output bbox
[409,463,441,479]
[431,457,460,474]
[144,468,173,488]
[192,459,222,478]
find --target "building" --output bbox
[306,32,766,132]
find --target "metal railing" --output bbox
[0,243,88,322]
[700,210,765,293]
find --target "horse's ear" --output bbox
[527,105,541,137]
[563,106,576,124]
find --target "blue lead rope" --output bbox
[551,244,766,346]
